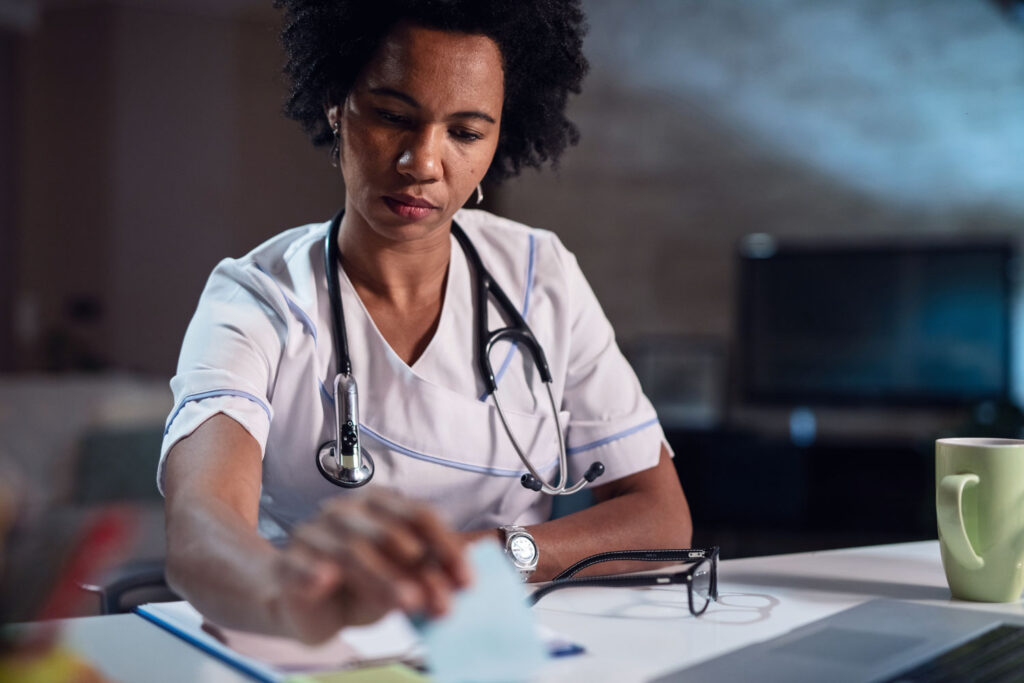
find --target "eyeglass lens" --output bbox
[691,561,712,615]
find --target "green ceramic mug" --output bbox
[936,437,1024,602]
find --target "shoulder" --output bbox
[228,221,327,285]
[209,221,327,291]
[197,221,329,330]
[453,209,574,282]
[453,208,559,250]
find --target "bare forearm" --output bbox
[165,496,287,635]
[527,492,691,580]
[163,416,474,643]
[526,449,692,581]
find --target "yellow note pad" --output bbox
[286,663,428,683]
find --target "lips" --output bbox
[383,194,438,220]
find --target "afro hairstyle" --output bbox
[274,0,589,183]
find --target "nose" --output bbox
[396,127,443,183]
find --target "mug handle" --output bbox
[937,473,985,570]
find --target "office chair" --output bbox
[79,558,180,615]
[73,425,180,614]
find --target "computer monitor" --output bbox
[736,235,1014,406]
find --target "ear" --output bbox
[324,103,341,131]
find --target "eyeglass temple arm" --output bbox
[553,547,718,581]
[528,571,692,607]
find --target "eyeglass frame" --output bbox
[526,546,719,617]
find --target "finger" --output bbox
[357,493,470,587]
[291,520,349,558]
[337,537,430,621]
[277,544,341,599]
[311,493,468,614]
[289,526,427,623]
[400,501,471,587]
[294,509,435,616]
[274,551,351,644]
[417,564,455,618]
[368,494,469,584]
[361,498,440,567]
[323,503,457,616]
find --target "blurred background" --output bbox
[1,0,1023,614]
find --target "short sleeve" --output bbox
[554,238,671,484]
[157,258,288,494]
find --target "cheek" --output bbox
[340,125,393,185]
[463,142,500,184]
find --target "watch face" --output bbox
[509,535,537,564]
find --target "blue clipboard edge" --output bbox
[134,605,279,683]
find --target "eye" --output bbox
[450,128,483,142]
[375,109,411,126]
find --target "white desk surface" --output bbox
[54,540,1024,682]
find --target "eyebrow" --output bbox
[368,87,496,124]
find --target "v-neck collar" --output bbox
[334,231,464,375]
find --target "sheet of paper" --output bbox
[418,541,548,682]
[210,610,421,671]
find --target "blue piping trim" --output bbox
[135,607,277,683]
[165,389,272,436]
[522,233,536,315]
[358,423,558,477]
[254,262,318,343]
[480,232,536,401]
[566,418,661,456]
[319,380,333,405]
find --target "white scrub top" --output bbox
[159,209,669,542]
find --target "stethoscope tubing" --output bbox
[324,210,352,377]
[320,210,601,494]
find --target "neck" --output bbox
[337,210,452,309]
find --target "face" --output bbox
[327,23,504,244]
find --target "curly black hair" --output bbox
[274,0,588,183]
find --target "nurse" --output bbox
[162,0,693,644]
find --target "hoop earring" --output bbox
[475,183,484,205]
[330,122,340,168]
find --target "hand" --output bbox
[270,491,472,644]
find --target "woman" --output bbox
[162,0,693,644]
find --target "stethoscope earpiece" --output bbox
[520,473,544,491]
[584,462,605,483]
[519,461,605,494]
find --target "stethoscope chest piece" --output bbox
[317,437,374,488]
[317,371,375,488]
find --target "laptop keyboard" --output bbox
[885,624,1024,683]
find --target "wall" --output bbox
[0,28,17,372]
[491,0,1024,437]
[14,3,340,376]
[497,0,1024,345]
[104,8,341,373]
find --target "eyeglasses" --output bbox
[527,546,719,617]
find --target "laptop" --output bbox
[652,599,1024,682]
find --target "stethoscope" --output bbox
[316,210,605,495]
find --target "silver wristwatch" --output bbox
[499,525,538,580]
